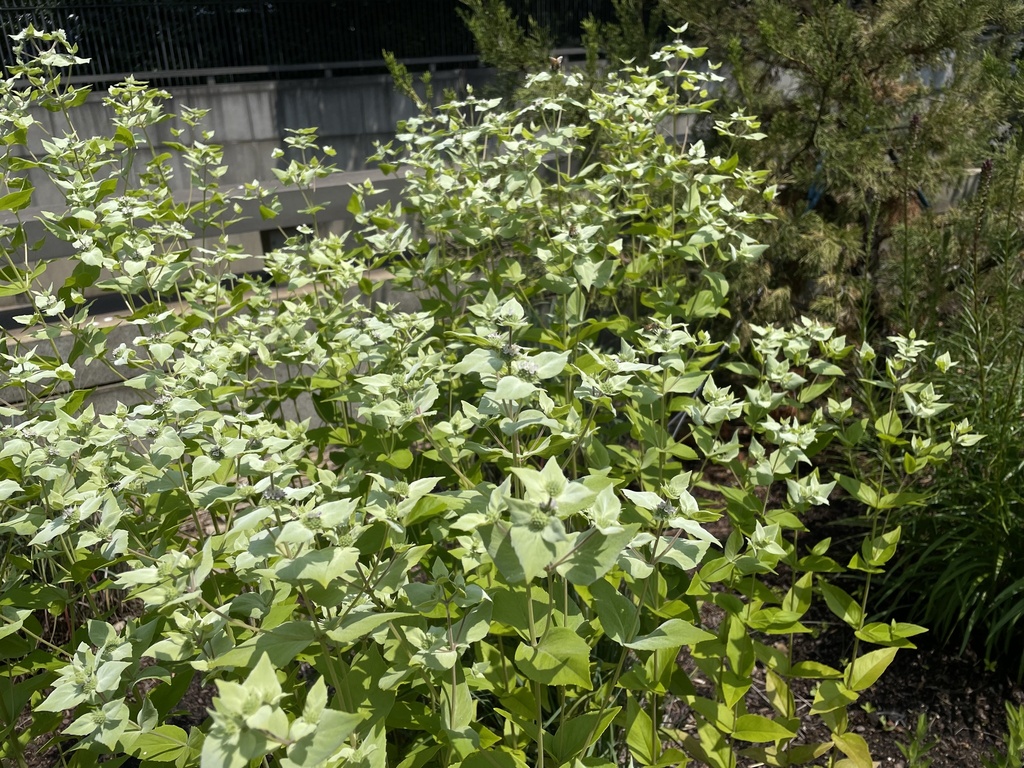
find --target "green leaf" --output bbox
[657,537,713,571]
[274,547,359,589]
[854,621,927,648]
[286,709,364,766]
[626,619,714,650]
[833,474,879,508]
[798,379,834,404]
[832,731,873,768]
[588,578,637,645]
[125,725,191,762]
[326,610,414,645]
[622,489,662,511]
[441,670,476,732]
[0,189,32,212]
[202,621,315,670]
[532,350,570,379]
[492,376,537,401]
[781,572,813,616]
[374,545,430,595]
[515,627,592,689]
[689,696,736,732]
[150,343,174,366]
[863,526,901,567]
[509,525,558,583]
[550,707,619,765]
[451,348,504,377]
[731,714,798,742]
[874,411,903,439]
[819,582,863,629]
[0,608,31,645]
[480,523,526,584]
[846,647,898,691]
[201,722,250,768]
[37,679,89,712]
[0,479,22,501]
[810,679,858,714]
[789,660,843,679]
[725,615,754,678]
[461,749,527,768]
[625,693,657,764]
[555,525,639,586]
[191,455,221,482]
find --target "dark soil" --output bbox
[672,599,1024,767]
[839,638,1024,768]
[684,500,1024,768]
[791,509,1024,768]
[759,605,1024,768]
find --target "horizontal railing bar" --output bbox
[64,57,481,84]
[59,47,589,86]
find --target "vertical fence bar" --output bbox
[0,0,625,82]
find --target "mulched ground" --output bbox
[842,638,1024,768]
[749,606,1024,768]
[698,502,1024,768]
[799,511,1024,768]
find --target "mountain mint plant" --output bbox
[0,27,978,768]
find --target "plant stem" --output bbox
[527,589,545,768]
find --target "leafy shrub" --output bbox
[0,28,979,768]
[460,0,1024,332]
[459,0,1024,679]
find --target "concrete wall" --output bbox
[22,68,489,211]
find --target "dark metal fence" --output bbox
[0,0,616,83]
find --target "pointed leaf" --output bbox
[626,619,714,650]
[126,725,191,762]
[819,583,863,629]
[515,627,592,689]
[731,714,798,743]
[550,707,619,764]
[846,647,898,691]
[555,525,638,585]
[832,731,873,768]
[588,579,637,645]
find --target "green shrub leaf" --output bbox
[626,619,715,650]
[731,714,798,742]
[515,627,592,689]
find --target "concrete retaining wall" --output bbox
[23,68,489,210]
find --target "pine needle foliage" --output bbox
[663,0,1024,331]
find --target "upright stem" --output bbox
[527,588,545,768]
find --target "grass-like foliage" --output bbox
[875,144,1024,679]
[0,28,981,768]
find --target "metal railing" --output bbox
[0,0,616,84]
